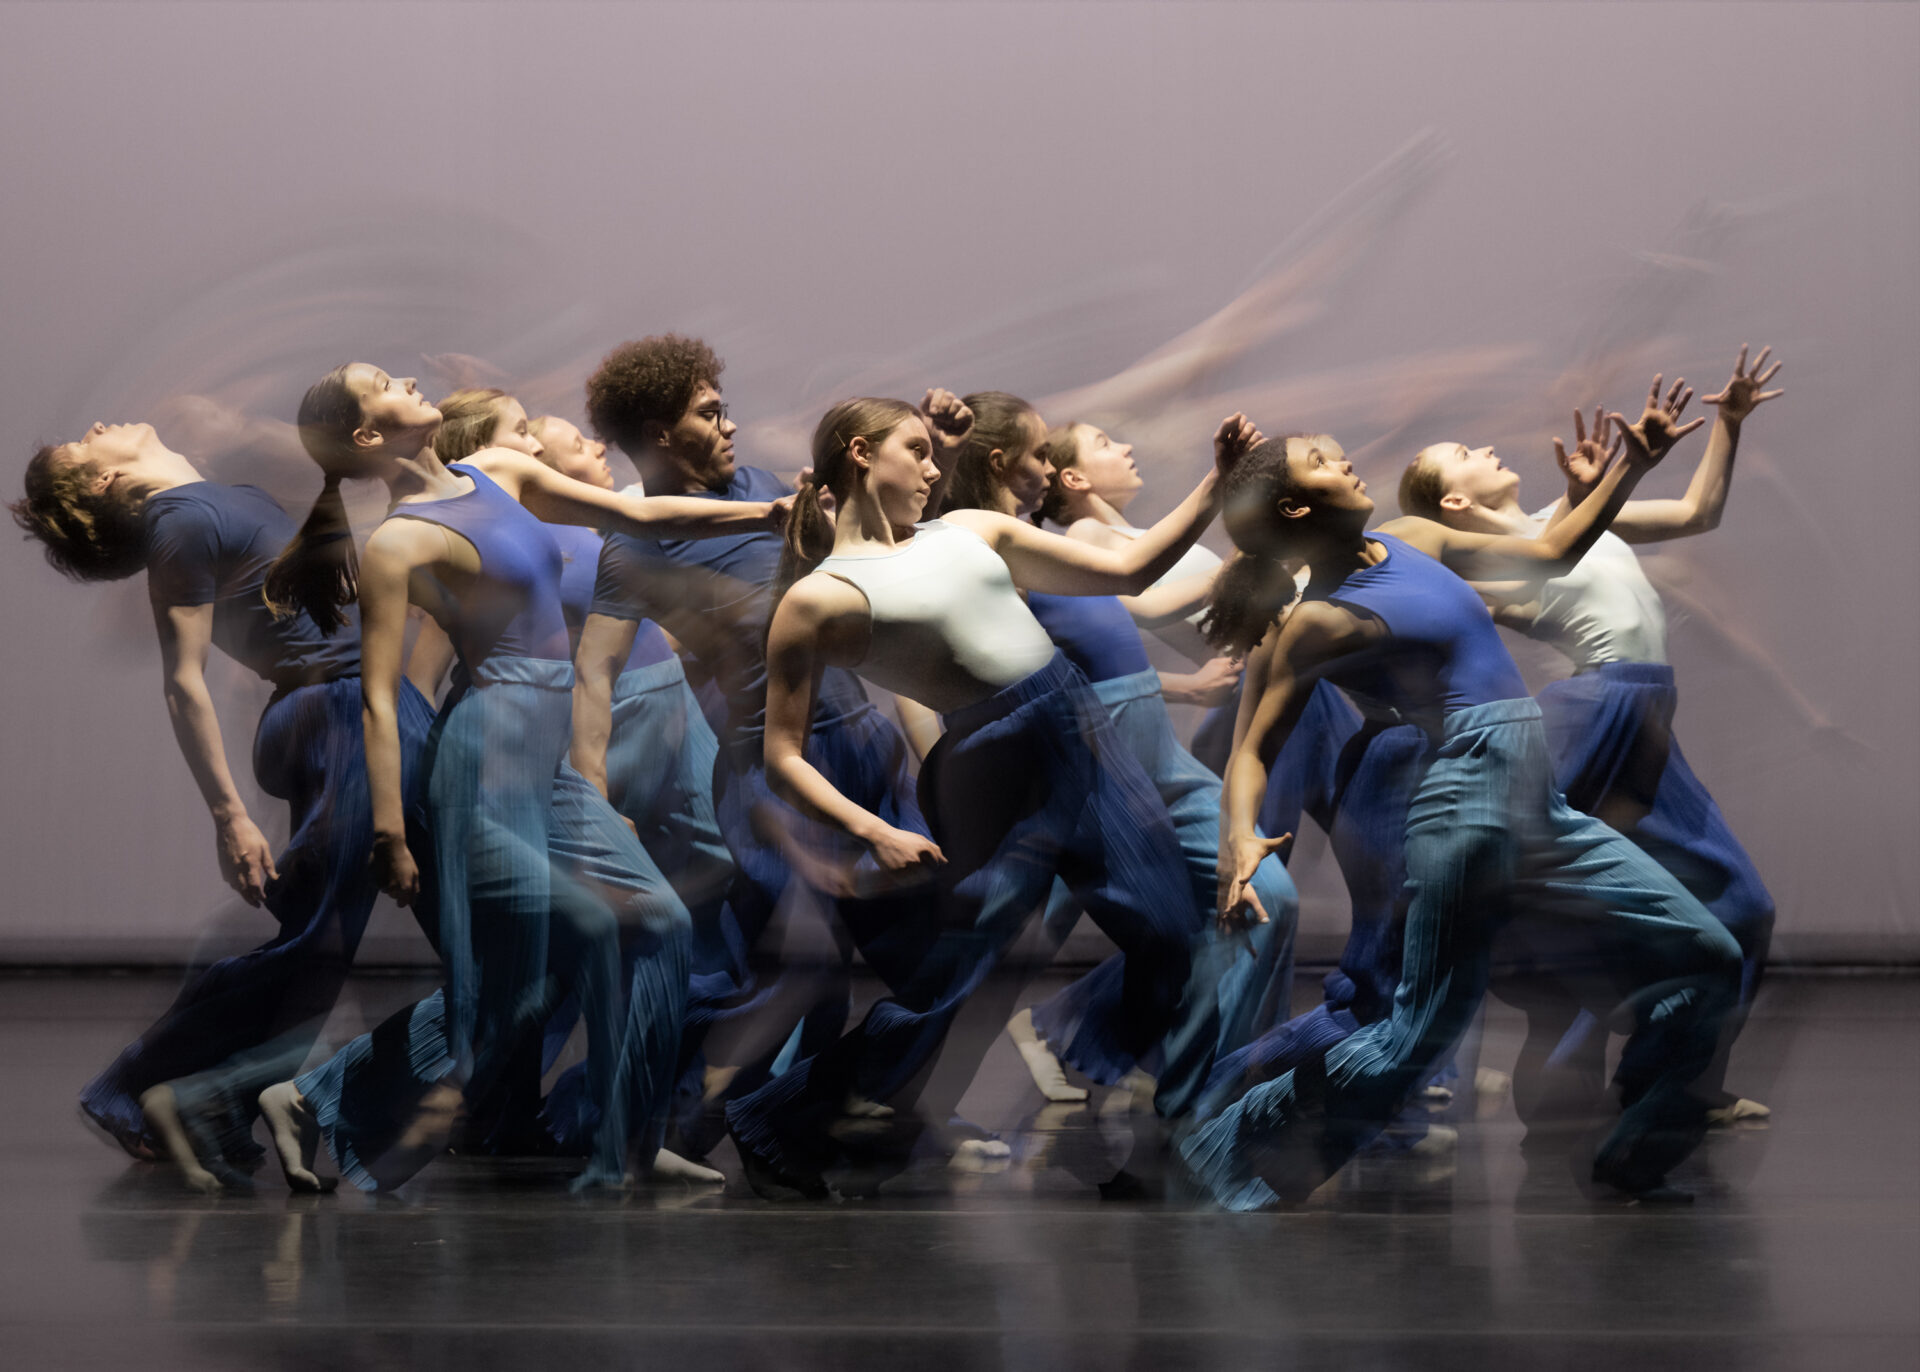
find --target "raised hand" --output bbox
[1213,412,1264,476]
[1553,405,1622,498]
[1703,344,1784,425]
[1611,373,1705,469]
[920,388,975,453]
[216,813,279,907]
[1216,830,1293,933]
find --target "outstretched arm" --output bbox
[1564,344,1783,544]
[466,448,787,540]
[1386,375,1704,580]
[764,577,945,872]
[153,602,278,906]
[946,414,1260,596]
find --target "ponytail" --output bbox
[1200,434,1314,655]
[264,364,363,633]
[768,397,918,616]
[1199,551,1299,656]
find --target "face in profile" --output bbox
[483,397,544,460]
[1000,413,1053,516]
[859,414,940,524]
[1065,425,1142,505]
[1421,442,1520,514]
[342,363,442,464]
[535,416,613,490]
[666,381,737,491]
[1283,436,1373,520]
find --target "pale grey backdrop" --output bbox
[2,2,1913,962]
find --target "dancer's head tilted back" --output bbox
[938,392,1046,516]
[771,397,928,607]
[1397,441,1524,531]
[432,388,543,466]
[10,422,194,581]
[584,334,733,495]
[1201,432,1366,655]
[527,415,614,490]
[1032,422,1143,527]
[264,362,443,632]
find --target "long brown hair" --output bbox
[1200,435,1314,655]
[938,391,1040,515]
[262,364,364,633]
[768,397,919,615]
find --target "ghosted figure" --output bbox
[1403,346,1784,1121]
[11,420,434,1192]
[723,400,1259,1198]
[1182,396,1742,1209]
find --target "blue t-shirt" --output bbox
[591,466,867,740]
[143,481,361,690]
[549,523,673,671]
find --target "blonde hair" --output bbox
[433,388,512,465]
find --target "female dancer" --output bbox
[11,419,436,1191]
[1182,384,1743,1209]
[724,398,1259,1196]
[1398,347,1783,1121]
[256,362,778,1192]
[941,396,1298,1115]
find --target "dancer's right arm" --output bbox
[153,602,278,906]
[764,574,945,871]
[570,612,639,799]
[358,520,458,905]
[1217,604,1368,930]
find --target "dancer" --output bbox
[1399,346,1783,1121]
[1182,383,1743,1209]
[11,420,436,1191]
[942,397,1298,1112]
[576,336,951,1157]
[257,363,777,1192]
[723,398,1260,1198]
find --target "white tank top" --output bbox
[1523,504,1669,670]
[1122,524,1222,626]
[816,519,1059,713]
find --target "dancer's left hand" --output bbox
[1217,831,1293,934]
[1553,406,1620,499]
[1213,413,1264,477]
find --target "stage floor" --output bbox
[1,971,1914,1370]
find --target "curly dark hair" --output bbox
[584,334,725,453]
[10,442,150,582]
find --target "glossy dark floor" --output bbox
[2,971,1915,1371]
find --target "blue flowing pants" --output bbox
[726,654,1195,1178]
[1028,669,1298,1116]
[1180,698,1742,1209]
[294,659,689,1191]
[80,675,436,1163]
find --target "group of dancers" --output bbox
[11,332,1784,1208]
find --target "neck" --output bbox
[833,486,917,555]
[985,484,1021,518]
[1078,490,1132,529]
[1449,497,1532,536]
[128,444,204,500]
[630,450,710,497]
[1297,523,1377,593]
[381,439,464,503]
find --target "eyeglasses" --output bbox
[699,403,730,425]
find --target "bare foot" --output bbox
[647,1148,725,1185]
[257,1082,336,1194]
[1007,1009,1089,1103]
[1705,1097,1771,1127]
[138,1085,222,1195]
[842,1093,894,1119]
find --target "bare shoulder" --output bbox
[937,507,1007,541]
[365,516,450,569]
[1064,517,1129,549]
[1372,516,1450,558]
[459,447,542,494]
[1277,598,1369,658]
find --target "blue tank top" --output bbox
[1026,592,1152,683]
[387,465,572,667]
[549,523,674,671]
[1319,532,1527,727]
